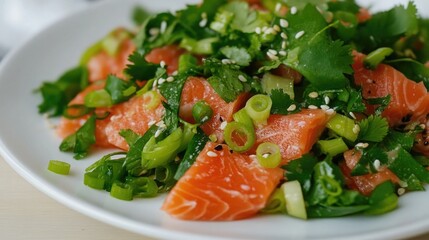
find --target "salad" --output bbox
[36,0,429,221]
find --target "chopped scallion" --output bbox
[47,160,71,175]
[256,142,282,168]
[245,94,272,125]
[224,122,255,152]
[110,182,134,201]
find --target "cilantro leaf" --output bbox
[357,115,389,142]
[59,115,96,159]
[365,95,391,115]
[382,130,417,152]
[124,51,159,81]
[388,58,429,89]
[220,46,252,66]
[270,89,300,115]
[132,5,150,26]
[351,146,388,176]
[105,75,136,104]
[203,58,245,102]
[37,66,88,117]
[283,154,317,193]
[388,147,429,183]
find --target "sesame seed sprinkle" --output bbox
[199,18,208,27]
[280,32,288,39]
[255,27,262,34]
[397,188,406,196]
[220,121,228,130]
[419,123,426,129]
[268,49,278,55]
[320,105,330,110]
[290,6,298,15]
[373,159,381,171]
[149,28,160,36]
[264,28,277,35]
[279,50,287,56]
[166,76,175,82]
[160,21,167,34]
[287,104,297,112]
[324,96,330,105]
[273,25,281,32]
[308,105,318,109]
[238,75,247,82]
[158,77,166,85]
[349,112,357,119]
[172,71,178,76]
[295,30,305,39]
[160,61,166,68]
[280,19,289,28]
[267,52,279,60]
[325,108,335,115]
[355,142,369,149]
[308,91,319,98]
[275,3,282,12]
[281,41,287,49]
[221,59,232,65]
[154,127,165,138]
[147,120,156,126]
[262,153,270,158]
[353,124,360,134]
[207,151,218,157]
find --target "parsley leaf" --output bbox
[270,89,300,115]
[59,115,96,159]
[124,51,159,81]
[37,66,88,117]
[357,115,389,142]
[203,58,245,102]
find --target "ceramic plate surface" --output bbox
[0,0,428,239]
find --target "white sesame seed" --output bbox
[166,76,175,82]
[199,18,208,27]
[255,27,262,34]
[399,181,408,188]
[155,120,165,127]
[349,112,357,120]
[279,50,287,56]
[325,108,335,115]
[262,153,270,158]
[264,28,277,35]
[273,25,281,32]
[147,120,156,126]
[172,71,178,76]
[280,19,289,28]
[308,91,319,98]
[287,104,297,112]
[152,79,158,88]
[160,21,167,33]
[207,151,218,157]
[295,30,305,39]
[262,26,268,32]
[419,123,426,129]
[268,49,278,55]
[221,59,232,65]
[320,105,330,110]
[154,127,165,138]
[290,6,298,15]
[353,124,360,134]
[238,75,247,82]
[220,121,228,130]
[397,188,406,196]
[308,105,318,109]
[280,32,288,39]
[149,28,159,36]
[160,60,166,68]
[373,159,381,171]
[324,96,330,105]
[355,142,369,149]
[249,154,257,161]
[275,3,282,12]
[281,41,287,49]
[267,52,279,60]
[158,77,165,85]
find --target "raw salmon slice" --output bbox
[87,38,135,82]
[56,82,115,148]
[180,77,248,142]
[252,109,331,164]
[340,149,399,196]
[162,142,284,221]
[104,92,165,150]
[353,51,429,126]
[145,45,185,75]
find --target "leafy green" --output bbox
[365,181,398,215]
[124,51,160,81]
[203,58,245,102]
[220,46,252,66]
[59,115,96,159]
[283,154,317,193]
[37,66,88,117]
[357,115,389,142]
[270,89,299,115]
[351,146,388,176]
[132,5,151,26]
[388,147,429,183]
[388,58,429,89]
[105,75,136,104]
[365,95,391,116]
[307,205,369,218]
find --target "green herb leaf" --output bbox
[283,154,317,193]
[270,89,300,115]
[358,115,389,142]
[124,51,160,81]
[132,5,151,26]
[105,75,136,104]
[59,115,96,159]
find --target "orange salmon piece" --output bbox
[145,45,185,75]
[253,109,330,164]
[104,93,165,150]
[87,38,135,82]
[340,149,399,196]
[162,142,284,221]
[180,77,248,142]
[353,51,429,126]
[56,81,114,148]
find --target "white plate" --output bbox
[0,0,428,239]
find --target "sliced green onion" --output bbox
[192,100,213,124]
[110,182,134,201]
[62,104,93,119]
[261,73,295,99]
[233,108,254,130]
[364,47,394,70]
[326,114,358,142]
[141,128,183,169]
[84,171,105,190]
[245,94,272,125]
[281,180,307,219]
[136,79,155,96]
[142,90,161,110]
[317,138,349,156]
[122,86,137,97]
[178,121,198,152]
[80,41,102,65]
[84,89,112,108]
[155,164,177,183]
[127,177,158,198]
[224,122,255,152]
[179,37,218,55]
[178,53,198,73]
[261,188,286,214]
[256,142,282,168]
[319,176,342,197]
[47,160,71,175]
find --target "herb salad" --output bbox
[36,0,429,220]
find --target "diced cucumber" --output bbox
[281,180,307,219]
